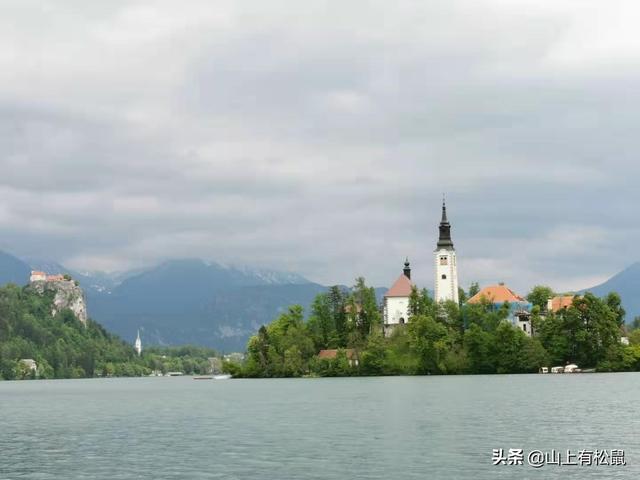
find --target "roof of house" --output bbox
[547,295,575,312]
[384,274,413,298]
[317,349,357,360]
[467,284,526,304]
[344,304,362,314]
[30,271,46,276]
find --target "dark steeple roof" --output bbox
[437,198,454,249]
[403,257,411,279]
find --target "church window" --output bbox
[441,274,447,280]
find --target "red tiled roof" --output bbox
[31,271,46,276]
[317,349,357,360]
[384,274,413,297]
[468,284,525,304]
[548,295,575,312]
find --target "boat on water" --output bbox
[213,374,232,380]
[542,364,583,374]
[193,376,213,380]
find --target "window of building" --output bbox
[399,318,405,324]
[440,256,448,265]
[441,274,447,280]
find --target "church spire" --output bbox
[437,197,454,249]
[403,257,411,279]
[441,195,448,223]
[135,329,142,356]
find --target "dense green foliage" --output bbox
[0,284,145,379]
[232,279,639,377]
[0,284,220,380]
[143,345,218,376]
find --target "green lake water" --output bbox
[1,373,638,479]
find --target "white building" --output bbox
[468,284,533,336]
[29,270,47,282]
[134,330,142,356]
[434,200,459,304]
[20,358,38,375]
[383,259,413,336]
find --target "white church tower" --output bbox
[134,330,142,356]
[434,199,459,304]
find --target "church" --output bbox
[382,200,459,334]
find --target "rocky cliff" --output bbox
[28,279,88,326]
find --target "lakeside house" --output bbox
[547,295,576,313]
[467,284,533,336]
[317,349,359,367]
[20,359,38,376]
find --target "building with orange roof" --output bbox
[29,271,47,282]
[317,349,359,367]
[46,274,65,282]
[29,271,70,283]
[467,283,534,336]
[547,295,576,313]
[467,284,527,305]
[382,259,413,335]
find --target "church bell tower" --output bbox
[434,198,459,304]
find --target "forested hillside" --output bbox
[0,284,218,380]
[0,284,145,379]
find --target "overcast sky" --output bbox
[1,0,639,293]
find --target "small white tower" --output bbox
[134,330,142,356]
[434,199,459,304]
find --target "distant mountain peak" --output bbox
[582,262,640,323]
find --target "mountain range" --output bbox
[580,262,640,323]
[0,250,637,350]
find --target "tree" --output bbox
[527,286,555,311]
[307,293,335,349]
[407,314,449,374]
[463,323,493,374]
[458,287,467,306]
[350,277,381,339]
[604,292,626,326]
[468,282,480,298]
[408,287,435,319]
[360,332,386,375]
[537,293,621,367]
[491,322,528,373]
[327,286,347,346]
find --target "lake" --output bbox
[1,374,638,479]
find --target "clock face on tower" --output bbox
[440,256,448,266]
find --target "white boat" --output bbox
[213,374,232,380]
[564,364,580,373]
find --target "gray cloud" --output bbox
[1,0,639,294]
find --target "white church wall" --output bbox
[384,297,409,325]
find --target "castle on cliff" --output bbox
[28,270,88,326]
